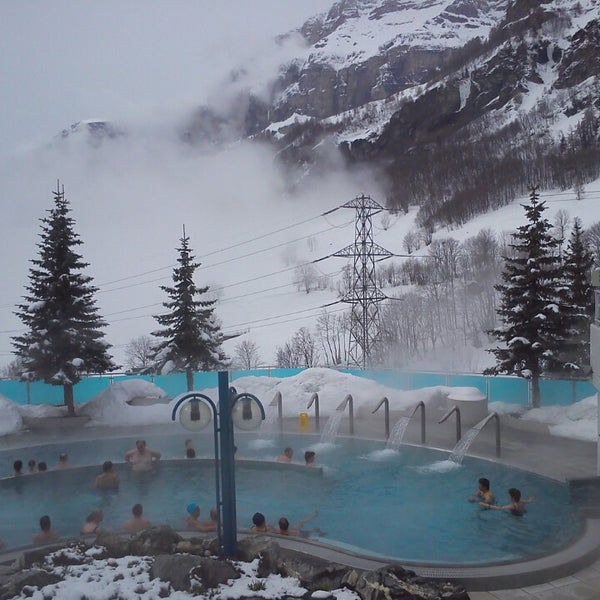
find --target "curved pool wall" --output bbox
[0,433,586,566]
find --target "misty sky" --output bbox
[0,0,333,157]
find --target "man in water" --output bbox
[124,440,161,472]
[55,453,70,470]
[123,503,151,532]
[468,477,494,505]
[33,515,59,544]
[95,460,119,489]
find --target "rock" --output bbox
[352,566,469,600]
[18,543,66,569]
[127,526,182,556]
[278,551,348,592]
[236,535,281,577]
[174,538,212,555]
[94,531,130,558]
[0,569,62,600]
[188,557,240,593]
[151,554,206,591]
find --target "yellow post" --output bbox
[298,412,310,432]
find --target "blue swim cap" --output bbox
[187,503,199,515]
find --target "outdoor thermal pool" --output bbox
[0,432,584,565]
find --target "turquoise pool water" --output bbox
[0,433,584,564]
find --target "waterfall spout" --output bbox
[448,412,501,463]
[306,393,320,433]
[438,405,461,444]
[371,397,389,439]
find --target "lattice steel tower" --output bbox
[334,194,392,368]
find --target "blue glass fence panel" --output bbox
[409,372,447,389]
[447,374,487,395]
[487,376,529,405]
[1,369,596,407]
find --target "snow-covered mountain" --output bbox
[2,0,600,373]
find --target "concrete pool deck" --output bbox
[1,408,600,598]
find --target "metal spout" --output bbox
[371,397,389,439]
[473,411,501,457]
[438,405,461,443]
[335,394,354,435]
[306,393,320,432]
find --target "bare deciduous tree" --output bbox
[294,263,319,294]
[125,335,156,373]
[233,340,261,370]
[403,230,420,254]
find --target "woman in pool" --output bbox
[481,488,534,516]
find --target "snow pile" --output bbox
[230,367,447,418]
[78,380,172,427]
[0,393,22,436]
[520,395,598,442]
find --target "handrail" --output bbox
[371,397,390,439]
[409,400,426,445]
[269,391,283,431]
[306,393,320,432]
[438,405,461,443]
[473,411,501,457]
[336,394,354,435]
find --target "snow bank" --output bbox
[0,394,22,436]
[79,380,172,427]
[520,395,598,442]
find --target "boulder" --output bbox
[279,551,348,591]
[94,531,130,558]
[127,526,182,556]
[189,557,240,593]
[0,569,62,600]
[151,554,205,591]
[236,535,280,577]
[351,566,469,600]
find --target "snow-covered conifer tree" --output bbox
[485,186,566,407]
[13,182,115,415]
[559,217,594,369]
[152,230,227,390]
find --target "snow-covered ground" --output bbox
[0,369,597,442]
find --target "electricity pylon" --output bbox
[334,194,392,368]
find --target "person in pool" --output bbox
[304,451,316,466]
[33,515,59,544]
[123,503,152,532]
[81,509,104,534]
[124,440,161,472]
[468,477,494,505]
[95,460,119,489]
[276,511,319,537]
[185,503,218,532]
[250,512,272,532]
[481,488,534,516]
[277,447,294,463]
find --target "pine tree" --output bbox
[485,186,565,408]
[559,217,594,369]
[152,230,227,389]
[12,181,115,415]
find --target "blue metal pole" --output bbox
[218,371,237,557]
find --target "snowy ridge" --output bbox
[298,0,507,69]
